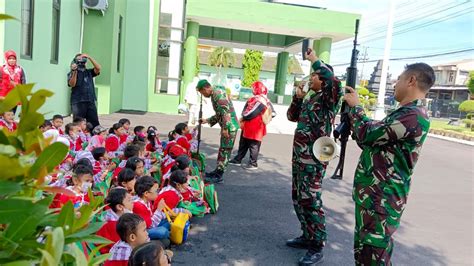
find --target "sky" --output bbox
[281,0,474,80]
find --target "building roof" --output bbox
[198,49,305,75]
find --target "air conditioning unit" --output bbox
[83,0,108,15]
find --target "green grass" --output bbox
[430,119,474,137]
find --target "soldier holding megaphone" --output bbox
[286,48,343,266]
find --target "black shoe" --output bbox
[242,163,258,170]
[205,169,217,177]
[228,159,241,165]
[207,170,224,184]
[286,236,311,249]
[298,249,324,266]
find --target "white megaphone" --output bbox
[312,136,341,162]
[177,104,189,114]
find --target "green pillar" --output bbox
[318,37,332,63]
[274,51,289,96]
[312,40,320,55]
[181,21,199,103]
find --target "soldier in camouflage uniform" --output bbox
[197,79,239,184]
[286,49,343,266]
[344,63,435,265]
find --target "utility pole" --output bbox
[374,0,394,120]
[358,46,369,83]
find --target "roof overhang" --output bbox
[187,0,360,52]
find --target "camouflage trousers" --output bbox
[292,161,327,245]
[354,204,402,266]
[216,130,237,172]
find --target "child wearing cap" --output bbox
[88,125,108,151]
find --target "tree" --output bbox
[208,46,235,85]
[467,71,474,96]
[287,55,300,75]
[242,49,263,87]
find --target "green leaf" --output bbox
[38,248,56,266]
[18,112,44,137]
[29,142,68,179]
[71,244,88,266]
[65,235,112,245]
[88,253,110,266]
[29,89,54,113]
[57,201,74,234]
[43,227,64,265]
[3,261,36,266]
[0,144,16,156]
[0,155,25,180]
[0,199,35,223]
[0,130,9,144]
[0,14,18,21]
[65,222,104,241]
[3,197,51,241]
[0,180,21,196]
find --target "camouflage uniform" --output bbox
[207,86,240,172]
[287,60,343,246]
[350,100,430,265]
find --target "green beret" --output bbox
[196,79,211,90]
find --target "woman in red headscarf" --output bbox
[0,50,26,113]
[229,81,275,170]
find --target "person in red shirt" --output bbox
[229,81,274,170]
[116,168,137,195]
[104,213,149,266]
[0,110,17,132]
[96,188,133,254]
[0,50,26,114]
[118,118,132,144]
[50,165,93,209]
[51,114,64,135]
[133,176,171,241]
[105,123,127,157]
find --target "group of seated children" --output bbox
[29,115,218,265]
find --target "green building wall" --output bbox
[2,0,82,117]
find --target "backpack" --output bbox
[262,105,273,125]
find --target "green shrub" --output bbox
[459,100,474,113]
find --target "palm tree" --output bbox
[208,46,235,85]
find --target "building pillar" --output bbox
[312,40,320,56]
[274,51,289,97]
[318,37,332,64]
[181,21,199,103]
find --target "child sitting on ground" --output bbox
[154,169,207,216]
[64,122,81,152]
[97,188,134,254]
[104,213,149,266]
[112,144,141,178]
[51,164,93,208]
[125,156,146,178]
[118,118,132,143]
[0,110,17,132]
[88,125,108,151]
[128,242,173,266]
[146,128,163,153]
[105,123,127,157]
[133,176,176,241]
[92,147,116,183]
[40,119,52,132]
[133,126,146,142]
[51,114,64,134]
[115,168,137,195]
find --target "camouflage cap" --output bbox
[196,79,211,90]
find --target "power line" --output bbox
[333,1,472,49]
[331,48,474,67]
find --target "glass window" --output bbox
[21,0,35,59]
[50,0,60,63]
[155,0,185,95]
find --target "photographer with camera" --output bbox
[67,53,101,128]
[286,48,343,266]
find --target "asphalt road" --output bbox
[99,112,474,266]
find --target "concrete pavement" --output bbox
[98,112,473,266]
